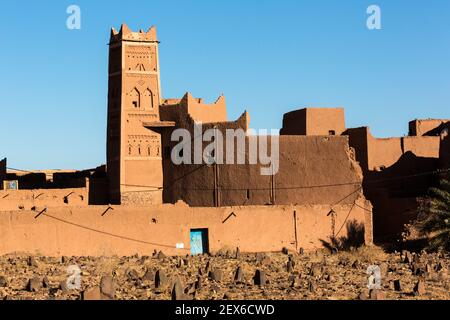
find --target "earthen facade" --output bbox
[2,24,448,255]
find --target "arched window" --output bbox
[129,88,140,109]
[143,88,154,109]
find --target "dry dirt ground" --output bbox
[0,246,448,300]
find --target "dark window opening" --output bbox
[329,130,336,136]
[246,189,251,199]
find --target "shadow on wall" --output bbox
[421,121,450,137]
[364,151,440,242]
[320,219,365,251]
[0,158,6,189]
[89,177,109,205]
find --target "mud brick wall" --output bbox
[0,200,372,257]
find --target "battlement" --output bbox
[110,24,158,44]
[182,93,227,123]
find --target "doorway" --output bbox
[190,229,209,255]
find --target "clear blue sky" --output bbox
[0,0,449,170]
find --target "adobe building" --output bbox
[345,119,449,240]
[105,26,367,211]
[2,23,446,255]
[0,24,375,256]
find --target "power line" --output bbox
[6,167,35,173]
[365,168,450,185]
[8,166,450,193]
[354,202,373,213]
[39,211,190,251]
[335,202,357,238]
[120,168,450,192]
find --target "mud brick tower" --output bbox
[107,24,166,205]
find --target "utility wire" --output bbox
[119,168,450,192]
[39,211,190,251]
[8,166,450,193]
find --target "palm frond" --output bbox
[415,177,450,252]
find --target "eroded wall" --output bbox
[0,201,372,256]
[347,127,441,171]
[0,188,89,211]
[185,94,227,123]
[409,119,449,136]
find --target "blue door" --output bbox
[190,229,208,255]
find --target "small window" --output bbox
[3,180,19,190]
[246,189,251,199]
[132,101,138,108]
[329,130,336,136]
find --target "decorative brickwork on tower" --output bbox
[107,24,165,204]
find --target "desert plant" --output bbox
[415,176,450,252]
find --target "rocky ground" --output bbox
[0,246,448,300]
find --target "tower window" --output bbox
[329,130,336,136]
[130,88,140,109]
[144,88,154,110]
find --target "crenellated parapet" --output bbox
[109,24,158,44]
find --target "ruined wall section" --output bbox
[345,127,370,170]
[367,135,440,171]
[347,128,441,172]
[0,188,88,211]
[346,126,442,240]
[160,93,228,123]
[185,93,227,123]
[409,119,450,136]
